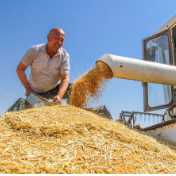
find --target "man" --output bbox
[16,27,71,105]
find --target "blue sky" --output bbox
[0,0,176,127]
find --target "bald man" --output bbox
[17,28,71,105]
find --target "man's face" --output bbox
[48,31,65,52]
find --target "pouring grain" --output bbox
[69,61,113,108]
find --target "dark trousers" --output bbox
[36,83,72,101]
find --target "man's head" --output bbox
[47,27,65,53]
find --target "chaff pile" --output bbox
[1,104,176,174]
[69,61,113,108]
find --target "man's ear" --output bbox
[47,34,50,41]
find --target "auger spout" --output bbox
[98,54,176,86]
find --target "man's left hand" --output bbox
[53,95,62,105]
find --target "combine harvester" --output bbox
[98,15,176,142]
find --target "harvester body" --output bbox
[99,15,176,142]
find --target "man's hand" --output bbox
[25,86,34,96]
[53,95,62,105]
[53,74,69,105]
[17,62,34,97]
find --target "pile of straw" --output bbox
[1,104,176,174]
[69,61,113,108]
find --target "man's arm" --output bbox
[16,62,34,96]
[53,74,69,104]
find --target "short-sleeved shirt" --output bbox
[21,43,70,93]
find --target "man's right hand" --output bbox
[16,62,34,97]
[25,86,34,96]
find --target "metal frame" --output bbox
[119,110,164,128]
[143,29,175,112]
[141,118,176,131]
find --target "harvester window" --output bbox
[145,34,172,108]
[146,35,169,64]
